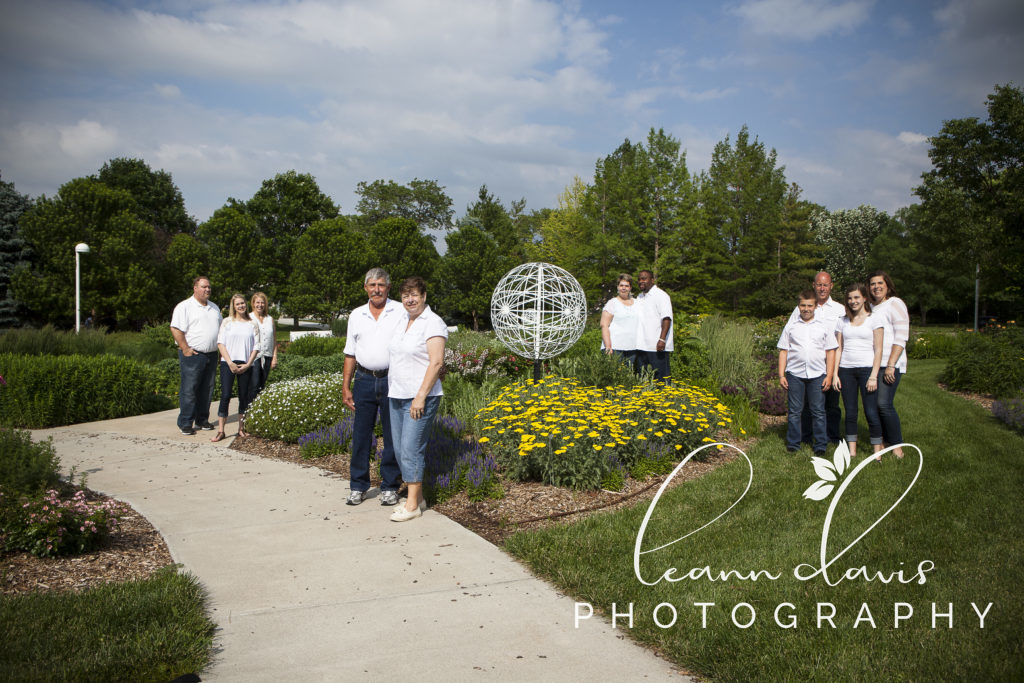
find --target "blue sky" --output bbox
[1,0,1022,223]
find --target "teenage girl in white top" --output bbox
[212,293,260,442]
[831,283,885,459]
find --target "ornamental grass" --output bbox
[474,375,738,490]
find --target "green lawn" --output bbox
[505,360,1023,681]
[0,567,215,682]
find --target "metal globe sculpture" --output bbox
[490,262,587,361]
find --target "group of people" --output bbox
[170,278,279,442]
[776,270,909,459]
[599,270,674,382]
[171,269,446,523]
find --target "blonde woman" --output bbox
[211,293,260,442]
[250,292,279,399]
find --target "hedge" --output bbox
[0,353,151,428]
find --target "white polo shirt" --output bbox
[635,285,674,352]
[343,299,404,371]
[387,305,448,399]
[170,296,222,353]
[788,297,845,334]
[777,317,839,379]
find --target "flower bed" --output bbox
[474,376,737,490]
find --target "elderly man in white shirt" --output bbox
[342,268,405,507]
[778,289,839,455]
[787,271,845,445]
[634,270,674,382]
[170,276,222,436]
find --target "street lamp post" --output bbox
[75,243,90,333]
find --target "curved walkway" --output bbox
[34,402,687,682]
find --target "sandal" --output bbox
[211,431,225,443]
[237,416,247,438]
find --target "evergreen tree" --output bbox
[0,175,33,327]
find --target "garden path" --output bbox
[33,403,689,682]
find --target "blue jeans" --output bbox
[876,368,903,445]
[837,367,882,445]
[637,350,671,383]
[787,372,826,452]
[612,349,638,368]
[389,395,441,484]
[350,371,401,493]
[177,350,218,430]
[218,360,255,418]
[251,356,273,400]
[801,386,841,443]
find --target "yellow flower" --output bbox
[478,437,490,443]
[593,445,602,451]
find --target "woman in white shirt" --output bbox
[211,293,260,442]
[831,283,884,459]
[387,277,448,522]
[250,291,278,400]
[600,273,638,368]
[868,270,910,459]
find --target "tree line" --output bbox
[1,84,1020,331]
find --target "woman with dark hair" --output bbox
[211,293,260,442]
[387,276,448,521]
[250,291,278,399]
[868,270,909,459]
[600,273,638,366]
[831,283,885,459]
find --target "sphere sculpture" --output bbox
[490,262,587,361]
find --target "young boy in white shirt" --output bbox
[778,290,838,455]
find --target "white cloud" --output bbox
[58,120,119,159]
[897,131,928,145]
[731,0,874,40]
[154,84,182,99]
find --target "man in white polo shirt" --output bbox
[170,276,222,436]
[787,271,845,444]
[635,269,674,383]
[342,268,405,506]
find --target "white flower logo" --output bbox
[802,440,852,501]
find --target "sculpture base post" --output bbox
[533,359,542,382]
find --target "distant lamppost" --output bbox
[75,243,90,333]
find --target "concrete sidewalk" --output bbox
[34,404,686,682]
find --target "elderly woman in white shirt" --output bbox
[830,283,885,459]
[600,273,638,367]
[387,276,448,522]
[868,270,910,459]
[211,293,260,442]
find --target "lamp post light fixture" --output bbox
[75,242,90,333]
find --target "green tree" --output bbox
[915,83,1024,316]
[197,203,265,300]
[246,171,339,319]
[701,125,788,314]
[12,178,163,326]
[287,217,369,323]
[355,178,454,234]
[165,233,208,296]
[463,186,527,269]
[0,175,33,327]
[95,158,196,238]
[366,217,440,294]
[811,204,888,291]
[435,220,504,330]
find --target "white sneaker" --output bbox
[390,506,422,522]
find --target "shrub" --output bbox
[551,352,645,389]
[330,317,347,338]
[244,373,348,442]
[907,330,961,360]
[285,335,347,357]
[0,488,125,558]
[444,343,529,384]
[941,328,1024,398]
[752,315,788,357]
[671,336,711,381]
[440,375,510,428]
[0,353,151,428]
[0,429,62,496]
[475,376,735,489]
[0,325,175,363]
[271,353,348,382]
[696,314,765,396]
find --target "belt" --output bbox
[356,363,388,378]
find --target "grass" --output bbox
[0,567,216,682]
[504,360,1023,681]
